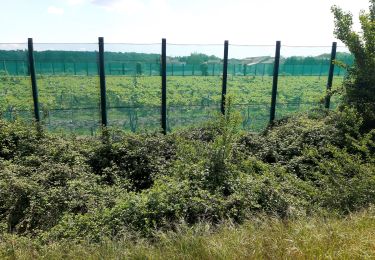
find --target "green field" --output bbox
[0,74,344,134]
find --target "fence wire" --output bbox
[0,42,352,134]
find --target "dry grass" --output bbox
[1,208,375,259]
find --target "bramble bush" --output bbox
[0,102,374,242]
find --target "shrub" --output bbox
[332,0,375,131]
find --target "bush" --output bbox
[332,0,375,131]
[0,105,374,241]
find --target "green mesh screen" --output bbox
[105,43,161,132]
[0,43,34,122]
[0,41,352,134]
[33,43,100,135]
[228,44,276,131]
[166,44,223,131]
[276,46,331,120]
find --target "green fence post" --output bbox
[161,38,167,134]
[15,61,19,75]
[269,41,281,123]
[221,40,229,115]
[98,37,107,126]
[325,42,337,109]
[27,38,40,122]
[319,60,323,80]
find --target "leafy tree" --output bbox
[332,0,375,131]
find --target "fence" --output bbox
[0,39,351,134]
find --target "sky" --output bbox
[0,0,371,57]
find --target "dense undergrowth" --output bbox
[0,104,374,246]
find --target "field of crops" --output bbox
[0,74,343,134]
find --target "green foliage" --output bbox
[87,133,176,190]
[2,209,375,259]
[306,145,375,213]
[0,105,374,242]
[0,74,345,133]
[332,0,375,131]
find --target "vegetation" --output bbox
[0,102,374,249]
[332,0,375,131]
[0,2,374,259]
[0,75,344,133]
[1,208,375,259]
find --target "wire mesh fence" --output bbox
[0,40,352,134]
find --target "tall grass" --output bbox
[1,208,374,259]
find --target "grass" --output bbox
[1,208,374,259]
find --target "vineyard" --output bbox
[0,40,353,134]
[0,74,344,134]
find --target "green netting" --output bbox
[228,45,276,131]
[0,43,34,123]
[105,43,161,132]
[33,43,100,135]
[275,46,349,120]
[166,44,224,131]
[0,42,352,134]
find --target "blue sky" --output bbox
[0,0,370,57]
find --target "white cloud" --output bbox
[66,0,86,6]
[91,0,145,13]
[47,6,65,15]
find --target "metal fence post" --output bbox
[221,40,229,115]
[27,38,40,122]
[325,42,337,109]
[270,41,281,123]
[161,38,167,134]
[98,37,107,126]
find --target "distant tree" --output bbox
[185,53,209,64]
[332,0,375,131]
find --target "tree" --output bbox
[332,0,375,131]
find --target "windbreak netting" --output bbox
[0,43,34,122]
[105,43,161,132]
[228,44,276,131]
[275,45,350,120]
[33,43,100,135]
[166,44,223,131]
